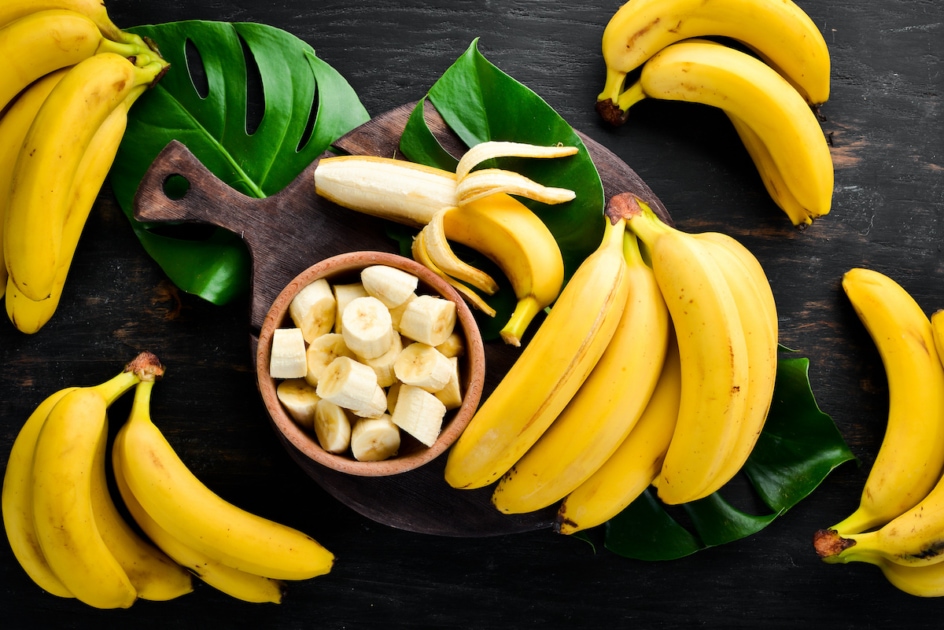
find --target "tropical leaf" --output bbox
[110,20,369,304]
[602,357,854,560]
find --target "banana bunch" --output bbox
[444,194,778,527]
[595,0,833,227]
[1,353,191,608]
[1,352,334,606]
[0,0,169,333]
[814,269,944,598]
[313,141,577,346]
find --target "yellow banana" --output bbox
[556,332,681,535]
[436,197,564,346]
[0,0,125,41]
[0,9,145,113]
[596,0,830,116]
[314,147,570,344]
[6,84,145,333]
[5,51,167,301]
[90,427,193,601]
[727,113,819,227]
[612,195,750,505]
[491,230,669,513]
[831,270,944,535]
[877,558,944,597]
[2,387,78,598]
[444,216,630,490]
[691,231,778,493]
[117,377,335,581]
[112,410,285,604]
[0,68,70,302]
[31,365,148,609]
[612,40,833,227]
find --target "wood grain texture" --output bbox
[0,0,942,626]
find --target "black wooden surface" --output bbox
[1,0,942,626]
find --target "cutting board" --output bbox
[132,101,667,537]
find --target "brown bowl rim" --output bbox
[256,251,485,477]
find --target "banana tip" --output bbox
[813,528,855,559]
[595,98,629,126]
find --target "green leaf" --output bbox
[400,39,606,284]
[110,20,369,304]
[603,356,855,561]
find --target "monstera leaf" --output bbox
[110,20,369,304]
[400,39,606,283]
[601,357,854,560]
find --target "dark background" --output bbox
[2,0,943,626]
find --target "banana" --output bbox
[89,411,193,601]
[313,147,570,345]
[0,9,145,114]
[390,384,448,447]
[611,39,833,227]
[289,278,337,343]
[313,400,353,453]
[596,0,830,117]
[340,296,396,359]
[0,0,126,41]
[112,424,286,604]
[0,68,70,303]
[396,294,457,347]
[2,387,79,598]
[269,328,308,378]
[5,51,167,301]
[826,269,944,535]
[688,231,778,494]
[444,216,630,490]
[393,343,454,392]
[350,415,401,461]
[612,195,750,505]
[6,83,146,333]
[276,378,321,430]
[360,265,419,309]
[877,558,944,598]
[433,357,463,410]
[491,230,670,514]
[305,333,356,386]
[363,331,403,387]
[420,209,500,295]
[117,376,335,581]
[317,356,382,413]
[556,332,682,535]
[726,113,817,227]
[331,282,368,334]
[411,228,497,317]
[30,363,150,608]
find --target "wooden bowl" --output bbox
[256,250,486,477]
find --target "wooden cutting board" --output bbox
[132,101,667,537]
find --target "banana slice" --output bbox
[269,328,308,379]
[341,296,395,359]
[316,356,380,412]
[350,384,388,419]
[435,332,465,358]
[305,333,355,386]
[313,399,352,453]
[361,265,419,309]
[397,295,457,347]
[386,381,401,414]
[391,385,447,447]
[276,379,321,430]
[350,415,401,461]
[394,343,453,393]
[289,278,336,343]
[389,294,416,332]
[434,357,463,410]
[332,282,369,334]
[363,331,403,388]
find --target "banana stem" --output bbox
[605,194,672,250]
[615,80,646,114]
[91,370,142,406]
[129,380,156,424]
[500,296,544,347]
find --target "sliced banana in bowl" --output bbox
[257,251,485,477]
